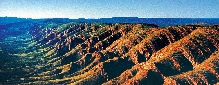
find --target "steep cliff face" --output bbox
[0,21,219,84]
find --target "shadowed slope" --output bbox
[1,21,219,85]
[104,27,219,85]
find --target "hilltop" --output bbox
[0,19,219,84]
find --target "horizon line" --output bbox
[1,16,219,19]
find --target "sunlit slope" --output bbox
[0,21,218,85]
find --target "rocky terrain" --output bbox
[0,20,219,85]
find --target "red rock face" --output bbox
[2,22,219,84]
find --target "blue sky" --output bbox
[0,0,219,18]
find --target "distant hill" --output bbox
[1,17,219,26]
[0,17,31,25]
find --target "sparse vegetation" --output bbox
[0,18,219,84]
